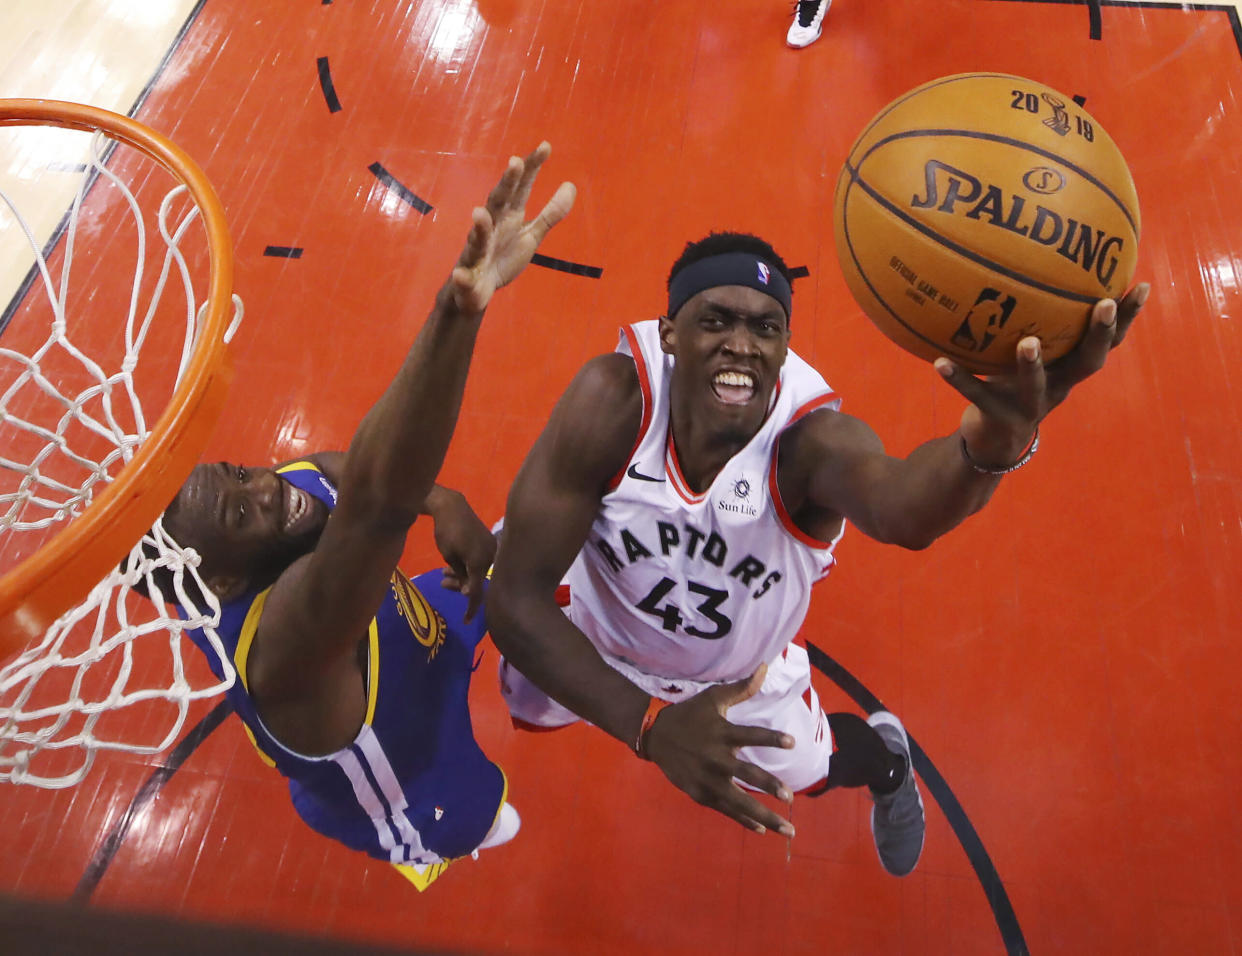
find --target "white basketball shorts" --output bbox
[499,641,835,793]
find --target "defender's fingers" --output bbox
[527,181,577,244]
[464,581,485,623]
[485,156,525,219]
[457,207,494,269]
[462,563,488,622]
[509,141,552,211]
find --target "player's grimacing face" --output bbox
[661,285,790,441]
[166,462,328,592]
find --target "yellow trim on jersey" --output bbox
[364,616,379,726]
[489,770,510,838]
[393,859,453,891]
[234,587,277,768]
[275,460,321,474]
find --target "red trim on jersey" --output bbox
[789,390,840,426]
[664,379,791,505]
[768,391,841,549]
[606,325,655,492]
[510,717,572,734]
[665,433,707,504]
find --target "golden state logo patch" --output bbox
[390,573,446,660]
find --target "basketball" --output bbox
[832,73,1140,373]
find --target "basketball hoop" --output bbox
[0,99,241,786]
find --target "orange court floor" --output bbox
[2,1,1242,954]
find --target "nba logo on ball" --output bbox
[757,261,771,285]
[832,72,1140,374]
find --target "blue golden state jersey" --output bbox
[185,460,505,866]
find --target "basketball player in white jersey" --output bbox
[486,232,1147,876]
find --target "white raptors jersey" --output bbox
[564,319,844,692]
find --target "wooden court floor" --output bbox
[3,0,1242,953]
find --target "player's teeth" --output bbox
[285,490,305,529]
[714,372,754,387]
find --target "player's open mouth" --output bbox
[711,370,756,405]
[283,485,312,534]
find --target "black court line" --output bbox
[1073,94,1088,107]
[987,0,1242,58]
[0,0,210,339]
[264,245,304,259]
[368,163,433,214]
[317,56,343,113]
[74,647,1026,954]
[789,266,810,280]
[806,640,1029,956]
[1088,0,1104,38]
[72,700,233,904]
[530,254,603,278]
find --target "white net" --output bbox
[0,119,241,787]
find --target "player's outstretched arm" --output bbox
[488,355,794,837]
[250,145,573,704]
[788,285,1148,550]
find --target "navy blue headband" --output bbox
[667,252,792,320]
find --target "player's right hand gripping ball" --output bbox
[833,72,1140,374]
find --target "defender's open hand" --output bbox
[644,665,796,837]
[935,283,1149,466]
[450,142,577,315]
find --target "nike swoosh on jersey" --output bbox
[627,463,665,482]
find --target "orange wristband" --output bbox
[634,696,670,760]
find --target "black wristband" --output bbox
[959,426,1040,476]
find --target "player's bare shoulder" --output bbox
[548,351,644,486]
[776,404,885,530]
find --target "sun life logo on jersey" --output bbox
[717,476,758,516]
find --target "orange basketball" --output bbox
[832,73,1140,373]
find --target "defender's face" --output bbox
[165,462,329,593]
[660,285,790,443]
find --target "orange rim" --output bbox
[0,99,235,657]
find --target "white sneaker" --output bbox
[474,801,521,856]
[787,0,831,48]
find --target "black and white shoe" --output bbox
[787,0,831,48]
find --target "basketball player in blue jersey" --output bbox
[487,232,1148,877]
[147,143,575,887]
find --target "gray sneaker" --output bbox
[867,711,925,876]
